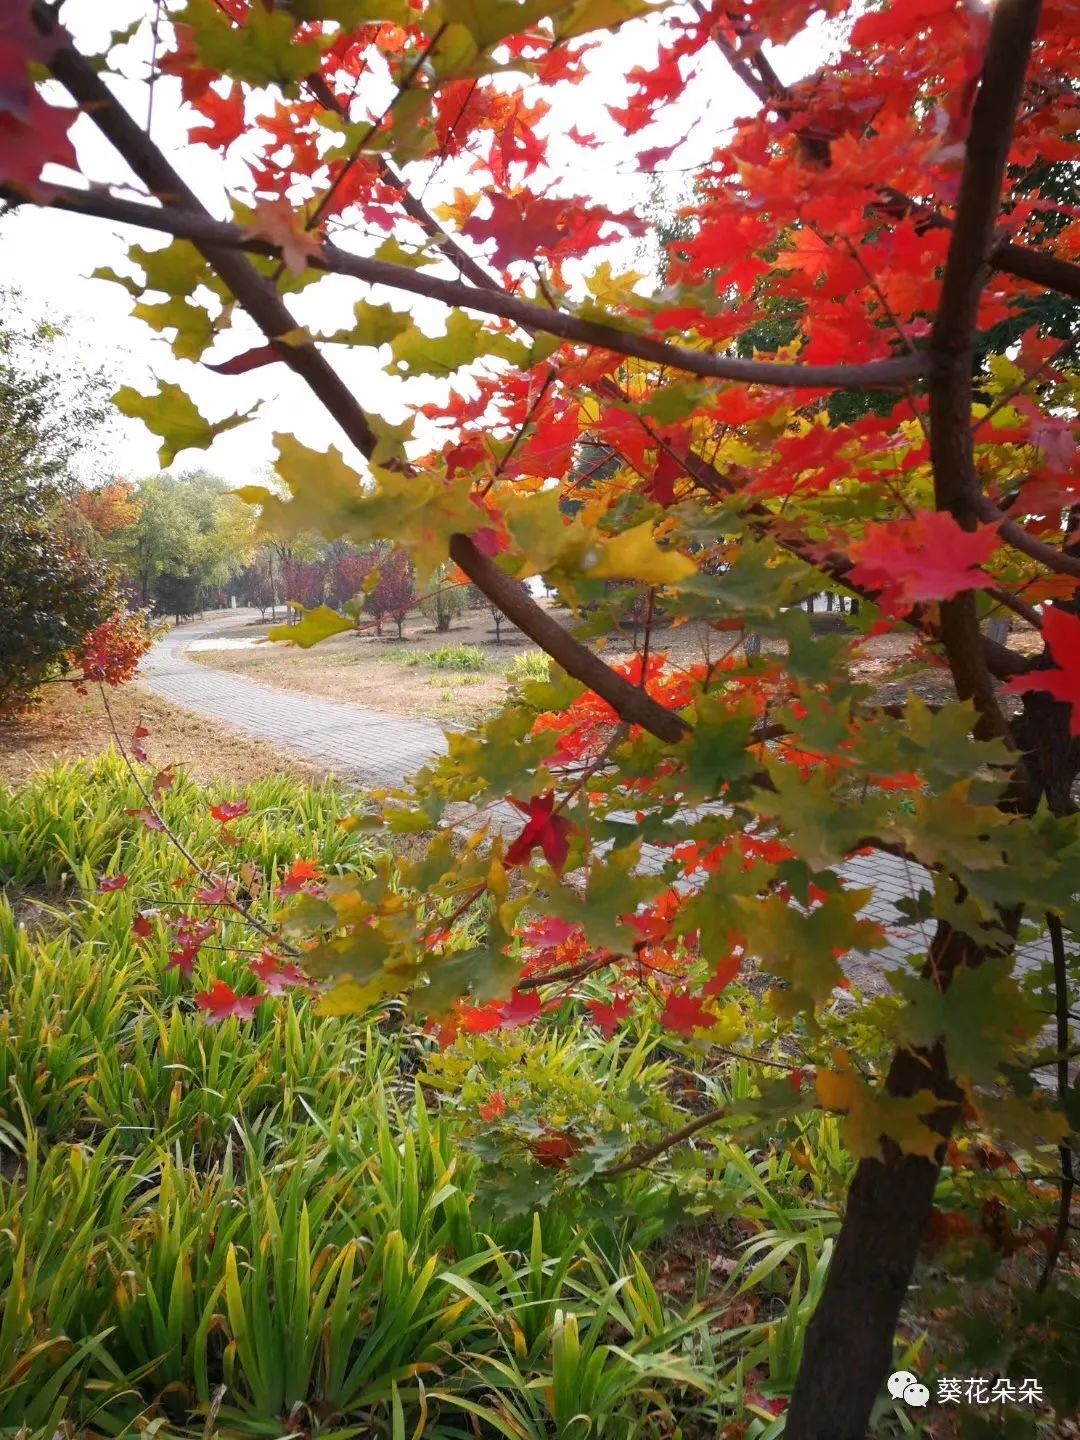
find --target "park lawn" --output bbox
[0,680,325,789]
[185,606,567,727]
[185,606,1037,728]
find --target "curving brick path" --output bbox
[142,610,448,788]
[141,611,1049,989]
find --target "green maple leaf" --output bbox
[678,538,810,618]
[113,381,253,467]
[677,695,758,801]
[269,605,353,649]
[387,310,529,379]
[132,297,216,362]
[321,299,413,350]
[895,783,1009,872]
[891,958,1042,1083]
[440,708,556,802]
[130,239,210,298]
[739,889,883,1014]
[752,766,889,872]
[236,436,367,539]
[555,0,675,39]
[177,0,327,87]
[547,845,663,952]
[436,0,571,47]
[503,490,575,578]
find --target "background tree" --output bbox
[0,292,147,715]
[364,546,416,639]
[105,472,255,616]
[420,563,465,634]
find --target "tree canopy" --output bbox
[5,0,1080,1433]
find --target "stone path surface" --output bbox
[143,610,448,788]
[142,611,1048,986]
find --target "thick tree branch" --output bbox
[19,181,927,393]
[789,6,1044,1436]
[929,0,1043,744]
[975,497,1080,580]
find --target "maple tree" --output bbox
[7,0,1080,1433]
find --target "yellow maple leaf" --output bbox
[583,521,696,587]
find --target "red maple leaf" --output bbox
[457,1001,503,1035]
[132,911,156,940]
[462,192,568,268]
[0,91,75,196]
[479,1090,507,1122]
[505,793,575,874]
[189,82,246,150]
[210,801,250,823]
[1004,608,1080,735]
[126,807,166,832]
[847,512,1000,614]
[131,724,151,763]
[276,858,322,898]
[151,767,175,799]
[97,874,129,893]
[194,979,263,1023]
[587,995,633,1036]
[531,1131,581,1169]
[647,449,684,507]
[522,916,579,948]
[195,878,231,905]
[250,197,322,276]
[250,951,311,994]
[660,991,715,1036]
[166,948,198,977]
[500,989,543,1028]
[703,950,744,997]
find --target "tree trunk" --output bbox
[786,922,973,1440]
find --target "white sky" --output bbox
[0,1,830,485]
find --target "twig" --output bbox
[599,1104,730,1180]
[97,683,300,956]
[24,183,930,393]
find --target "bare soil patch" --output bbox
[0,681,324,788]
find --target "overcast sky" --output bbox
[1,1,829,486]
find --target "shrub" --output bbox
[425,644,487,671]
[506,650,550,684]
[0,518,126,717]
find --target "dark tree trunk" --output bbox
[787,923,974,1440]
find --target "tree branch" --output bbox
[599,1104,730,1180]
[929,0,1043,744]
[35,12,691,749]
[18,181,927,393]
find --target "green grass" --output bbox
[504,651,550,684]
[388,644,488,672]
[0,756,847,1438]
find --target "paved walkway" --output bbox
[141,611,1048,986]
[142,610,448,788]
